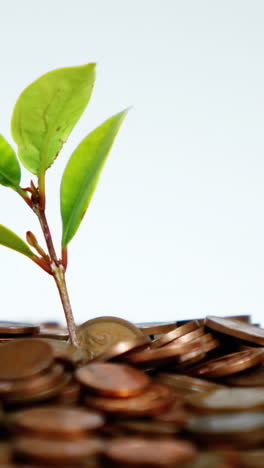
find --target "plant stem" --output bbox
[33,205,78,346]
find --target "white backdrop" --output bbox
[0,1,264,326]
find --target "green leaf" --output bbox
[0,225,35,258]
[60,109,128,246]
[0,135,21,188]
[11,63,96,176]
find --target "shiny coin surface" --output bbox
[190,349,264,378]
[93,335,151,362]
[137,322,177,335]
[225,363,264,387]
[36,326,69,340]
[104,437,196,467]
[0,321,40,335]
[150,321,199,349]
[126,340,201,367]
[86,382,174,416]
[37,338,92,365]
[11,406,104,438]
[77,316,144,358]
[186,411,264,436]
[206,316,264,345]
[187,387,264,412]
[13,436,103,464]
[7,363,65,397]
[157,373,225,393]
[0,339,53,380]
[76,362,150,397]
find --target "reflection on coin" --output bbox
[11,406,104,438]
[0,339,53,380]
[104,437,196,466]
[13,436,103,465]
[150,321,199,349]
[77,316,143,359]
[137,322,177,335]
[186,412,264,436]
[0,322,40,335]
[190,349,264,378]
[187,387,264,412]
[85,382,174,416]
[76,362,150,397]
[36,338,92,365]
[157,373,225,393]
[224,363,264,387]
[206,316,264,345]
[93,335,151,362]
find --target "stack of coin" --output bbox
[0,314,262,466]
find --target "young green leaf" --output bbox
[0,225,35,258]
[11,63,96,176]
[0,135,21,188]
[60,109,128,246]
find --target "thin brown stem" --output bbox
[33,204,78,346]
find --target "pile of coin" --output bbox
[0,315,263,466]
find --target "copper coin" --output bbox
[187,388,264,412]
[205,316,264,345]
[7,371,71,404]
[36,338,92,365]
[166,327,205,346]
[186,412,264,436]
[11,406,104,438]
[225,363,264,387]
[150,321,200,349]
[104,437,196,467]
[126,340,201,367]
[137,322,177,335]
[85,382,174,416]
[0,339,53,380]
[76,316,143,358]
[75,362,150,397]
[13,435,103,464]
[189,349,264,378]
[7,363,65,397]
[0,321,40,335]
[157,373,225,393]
[93,335,151,362]
[36,326,69,340]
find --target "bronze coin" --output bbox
[36,338,92,365]
[85,382,174,416]
[93,335,151,362]
[7,363,65,397]
[150,321,200,349]
[225,363,264,387]
[190,349,264,378]
[186,411,264,436]
[205,316,264,345]
[126,340,201,367]
[11,406,104,438]
[0,339,53,380]
[137,322,177,335]
[166,327,205,346]
[75,362,150,397]
[13,435,103,464]
[187,388,264,412]
[76,316,143,359]
[36,326,69,340]
[157,373,225,393]
[0,321,40,335]
[6,371,71,404]
[104,437,196,467]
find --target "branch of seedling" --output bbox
[19,180,79,347]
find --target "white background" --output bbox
[0,1,264,326]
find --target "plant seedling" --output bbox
[0,64,128,346]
